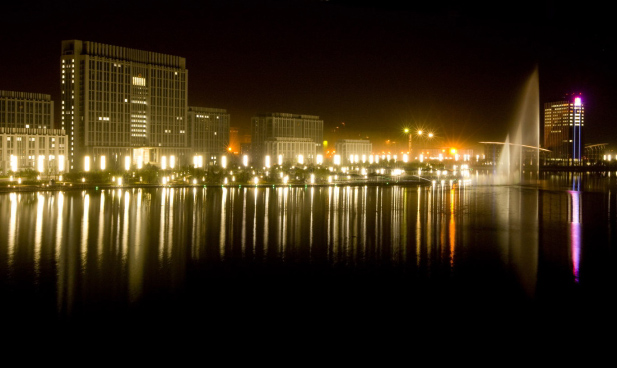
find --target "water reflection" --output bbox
[569,190,582,283]
[1,172,615,318]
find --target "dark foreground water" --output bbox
[1,172,616,340]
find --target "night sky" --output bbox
[1,0,615,151]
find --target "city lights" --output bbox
[38,155,45,173]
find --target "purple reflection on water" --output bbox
[569,190,581,283]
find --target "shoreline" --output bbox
[0,180,434,193]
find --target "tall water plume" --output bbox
[492,68,540,185]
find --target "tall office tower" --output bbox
[544,93,585,165]
[0,90,53,129]
[60,40,188,171]
[187,106,230,166]
[251,113,323,162]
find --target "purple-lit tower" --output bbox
[543,93,585,165]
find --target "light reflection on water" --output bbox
[0,172,616,319]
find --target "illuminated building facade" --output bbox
[61,40,189,171]
[0,128,68,175]
[264,137,317,164]
[0,91,53,130]
[188,106,230,166]
[229,126,240,154]
[335,139,372,164]
[251,113,323,162]
[543,94,585,165]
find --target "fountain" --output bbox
[484,68,540,185]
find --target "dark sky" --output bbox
[1,0,615,151]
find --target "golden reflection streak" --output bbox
[310,187,315,259]
[220,187,227,259]
[361,186,367,263]
[416,186,422,268]
[427,185,433,270]
[392,187,401,263]
[81,192,90,271]
[8,193,18,271]
[326,187,332,259]
[191,188,198,260]
[242,188,247,258]
[35,193,44,279]
[129,190,144,302]
[344,188,350,263]
[439,185,447,264]
[55,192,64,313]
[253,188,258,257]
[449,187,456,270]
[264,188,270,259]
[281,187,289,259]
[167,188,174,260]
[115,189,122,258]
[375,186,381,259]
[332,186,340,264]
[98,191,105,262]
[160,188,167,262]
[122,190,130,264]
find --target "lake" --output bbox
[1,171,616,336]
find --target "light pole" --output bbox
[404,128,435,159]
[404,128,412,156]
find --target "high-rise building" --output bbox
[60,40,189,171]
[251,113,323,162]
[187,106,230,166]
[543,94,585,165]
[1,90,53,130]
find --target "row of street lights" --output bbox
[404,128,435,156]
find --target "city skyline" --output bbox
[1,0,614,151]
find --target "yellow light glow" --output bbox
[38,155,45,173]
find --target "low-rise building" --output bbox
[0,128,68,175]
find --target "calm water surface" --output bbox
[1,172,616,331]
